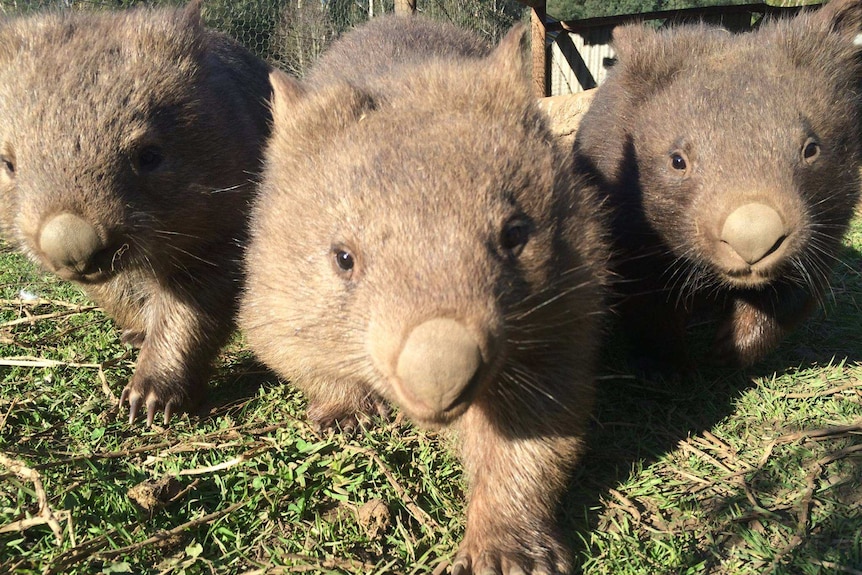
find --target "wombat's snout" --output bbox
[39,212,113,281]
[395,318,483,418]
[720,203,787,265]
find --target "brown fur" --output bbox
[240,15,609,575]
[573,0,862,370]
[0,2,272,424]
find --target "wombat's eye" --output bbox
[334,248,355,273]
[802,138,820,164]
[670,152,687,172]
[500,217,531,257]
[0,155,14,176]
[136,145,164,173]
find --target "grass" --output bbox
[0,215,860,575]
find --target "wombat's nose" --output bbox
[39,212,105,275]
[720,203,786,265]
[396,318,482,414]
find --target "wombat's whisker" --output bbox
[509,280,598,322]
[207,183,247,195]
[162,244,218,268]
[501,365,578,417]
[154,229,203,241]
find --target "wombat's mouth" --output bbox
[50,242,130,284]
[714,236,789,288]
[713,202,791,287]
[37,212,130,284]
[393,369,484,426]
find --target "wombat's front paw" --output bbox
[451,531,570,575]
[306,395,390,434]
[120,379,190,427]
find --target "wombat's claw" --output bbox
[120,387,139,424]
[452,543,565,574]
[450,556,470,575]
[120,387,174,426]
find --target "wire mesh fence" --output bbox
[0,0,528,77]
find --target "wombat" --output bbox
[573,0,862,370]
[0,1,272,425]
[240,15,608,575]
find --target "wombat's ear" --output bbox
[610,24,652,62]
[270,79,376,159]
[489,23,530,82]
[269,68,306,128]
[608,24,670,91]
[610,24,722,96]
[182,0,204,29]
[815,0,862,39]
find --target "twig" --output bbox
[0,307,98,329]
[34,441,174,470]
[0,397,17,433]
[96,501,246,560]
[678,438,736,475]
[341,443,439,530]
[774,423,862,444]
[0,297,96,310]
[607,488,642,522]
[287,414,440,531]
[178,455,247,476]
[167,479,201,505]
[767,443,862,572]
[783,380,862,399]
[0,357,102,369]
[0,453,65,546]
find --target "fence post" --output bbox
[519,1,550,98]
[395,0,416,15]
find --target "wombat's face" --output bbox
[243,63,597,427]
[0,8,262,283]
[600,5,862,293]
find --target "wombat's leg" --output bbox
[712,285,817,367]
[451,375,592,574]
[305,387,390,434]
[120,282,234,426]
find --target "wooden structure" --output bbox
[518,1,823,97]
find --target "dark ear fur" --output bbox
[182,0,204,30]
[489,23,529,82]
[269,68,306,129]
[610,23,728,99]
[816,0,862,38]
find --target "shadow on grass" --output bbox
[562,242,862,572]
[195,349,286,422]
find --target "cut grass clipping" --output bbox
[1,215,861,574]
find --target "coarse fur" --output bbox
[241,15,609,575]
[0,2,272,424]
[573,0,862,370]
[303,13,490,89]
